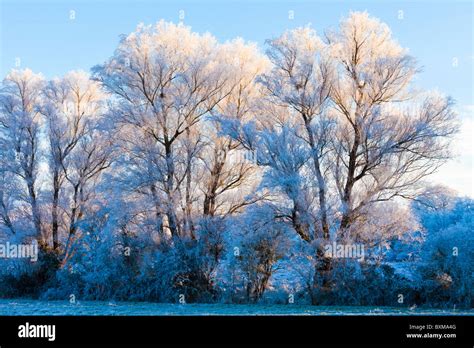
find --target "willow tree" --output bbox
[327,12,457,233]
[259,26,334,241]
[94,22,232,238]
[200,39,270,218]
[40,71,108,251]
[0,69,45,243]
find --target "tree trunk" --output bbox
[150,183,164,235]
[184,129,195,238]
[291,198,310,242]
[203,147,226,217]
[164,141,179,237]
[304,119,329,238]
[51,170,60,251]
[27,178,42,241]
[340,125,360,231]
[309,139,330,239]
[0,191,16,235]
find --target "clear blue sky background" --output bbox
[0,0,473,195]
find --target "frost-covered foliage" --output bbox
[218,206,290,303]
[412,188,474,308]
[0,14,468,308]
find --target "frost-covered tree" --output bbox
[220,205,290,302]
[327,12,457,231]
[412,187,473,307]
[200,39,269,218]
[259,26,334,239]
[39,71,108,252]
[0,69,45,242]
[94,21,231,238]
[226,13,456,238]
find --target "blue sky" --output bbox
[0,0,472,196]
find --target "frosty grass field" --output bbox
[1,299,472,316]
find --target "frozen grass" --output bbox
[0,299,472,316]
